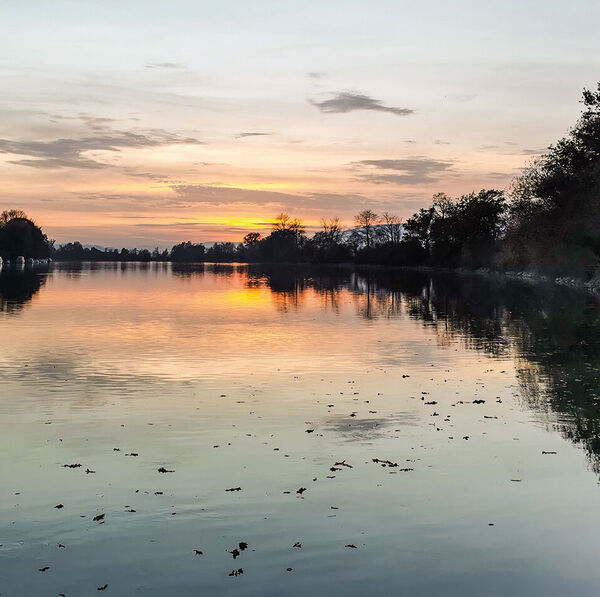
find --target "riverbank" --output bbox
[351,263,600,295]
[465,267,600,294]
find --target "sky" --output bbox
[1,0,600,248]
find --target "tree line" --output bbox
[4,84,600,280]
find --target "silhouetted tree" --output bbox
[404,207,434,250]
[205,242,238,262]
[505,83,600,276]
[307,218,352,263]
[170,241,206,262]
[353,209,378,249]
[454,189,506,267]
[0,212,53,259]
[243,232,261,246]
[0,210,28,225]
[402,191,505,268]
[379,212,403,244]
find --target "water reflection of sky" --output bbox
[1,263,600,596]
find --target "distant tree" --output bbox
[354,209,378,249]
[402,190,505,267]
[454,189,506,267]
[53,242,170,262]
[205,242,237,262]
[271,213,305,248]
[403,207,434,249]
[54,241,87,260]
[0,210,29,226]
[379,212,403,244]
[237,232,262,262]
[319,218,344,245]
[243,232,261,246]
[307,218,351,263]
[428,193,460,265]
[272,213,304,235]
[170,241,206,262]
[255,214,305,262]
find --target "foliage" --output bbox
[403,190,506,268]
[169,242,206,262]
[0,211,53,259]
[205,242,239,262]
[504,84,600,276]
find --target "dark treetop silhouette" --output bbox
[0,210,53,260]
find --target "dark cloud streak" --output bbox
[235,132,273,139]
[353,158,453,185]
[145,62,187,69]
[0,131,204,169]
[310,92,413,116]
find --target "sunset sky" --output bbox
[2,0,600,248]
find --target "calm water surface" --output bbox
[1,263,600,596]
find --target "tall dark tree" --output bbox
[0,211,53,259]
[505,84,600,276]
[403,206,434,250]
[454,189,506,267]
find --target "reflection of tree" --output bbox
[390,276,600,473]
[218,264,600,474]
[171,262,206,279]
[57,261,590,473]
[347,271,600,473]
[3,260,598,472]
[399,273,511,356]
[504,292,600,472]
[246,265,310,312]
[0,267,48,313]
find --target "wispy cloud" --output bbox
[235,132,273,139]
[145,61,187,69]
[69,185,394,217]
[352,158,453,184]
[168,184,371,211]
[486,171,512,179]
[480,145,546,156]
[0,131,204,169]
[118,167,172,181]
[310,92,413,116]
[153,184,413,216]
[521,147,546,155]
[49,113,117,131]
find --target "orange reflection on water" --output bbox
[0,264,501,392]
